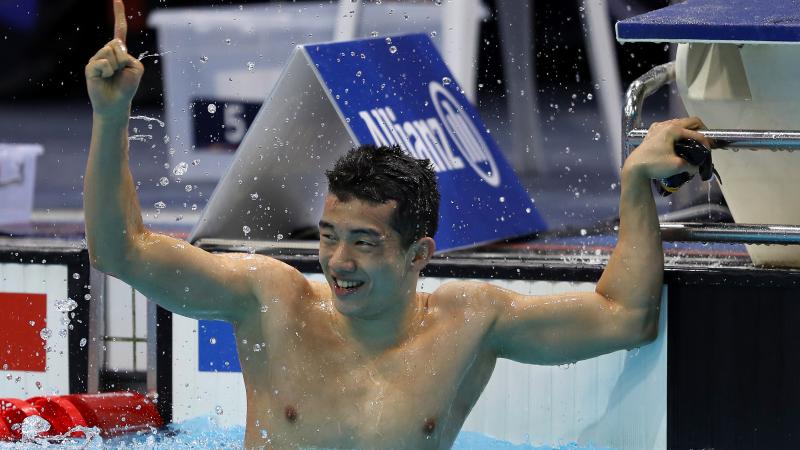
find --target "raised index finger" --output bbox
[113,0,128,44]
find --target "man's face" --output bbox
[318,194,416,318]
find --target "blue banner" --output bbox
[305,34,546,250]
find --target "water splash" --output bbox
[137,50,172,61]
[128,135,153,142]
[131,115,166,128]
[55,298,78,312]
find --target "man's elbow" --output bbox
[87,235,139,276]
[637,320,659,346]
[619,307,660,349]
[630,311,660,347]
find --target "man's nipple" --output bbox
[422,417,436,436]
[285,405,298,423]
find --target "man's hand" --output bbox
[623,117,713,181]
[85,0,144,117]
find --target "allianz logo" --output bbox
[357,81,501,187]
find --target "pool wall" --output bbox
[0,241,92,399]
[167,268,668,449]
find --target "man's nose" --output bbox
[329,244,356,272]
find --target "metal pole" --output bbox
[582,0,624,174]
[628,129,800,150]
[87,267,107,394]
[334,0,363,41]
[660,222,800,245]
[496,0,543,174]
[622,62,675,166]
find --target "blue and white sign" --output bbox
[306,34,546,250]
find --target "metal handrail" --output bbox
[627,129,800,150]
[623,62,800,245]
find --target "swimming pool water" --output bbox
[0,416,613,449]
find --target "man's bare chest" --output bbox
[236,312,496,448]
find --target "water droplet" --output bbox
[586,93,594,100]
[247,61,255,71]
[580,229,588,236]
[19,415,51,438]
[159,177,169,186]
[207,103,217,114]
[209,337,217,345]
[370,31,379,37]
[593,132,601,141]
[200,56,208,63]
[185,185,193,192]
[253,343,261,352]
[154,201,166,210]
[355,70,362,77]
[215,405,224,415]
[40,328,52,340]
[389,45,397,54]
[79,338,87,347]
[442,76,451,85]
[260,305,269,313]
[56,298,78,312]
[191,159,201,166]
[224,38,231,45]
[173,161,189,176]
[243,226,251,235]
[250,193,259,200]
[276,233,284,240]
[499,196,505,203]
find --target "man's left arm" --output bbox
[484,117,712,365]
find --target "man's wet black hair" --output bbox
[325,145,440,248]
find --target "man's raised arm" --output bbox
[83,0,292,322]
[478,117,713,364]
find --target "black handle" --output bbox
[653,138,719,197]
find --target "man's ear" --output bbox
[409,237,436,271]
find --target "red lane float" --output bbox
[0,398,40,440]
[0,413,11,441]
[0,391,163,441]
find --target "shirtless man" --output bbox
[84,1,711,448]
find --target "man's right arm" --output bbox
[83,0,292,322]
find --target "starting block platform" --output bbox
[616,0,800,44]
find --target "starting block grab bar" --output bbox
[622,62,800,246]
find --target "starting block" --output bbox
[617,0,800,267]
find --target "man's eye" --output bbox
[356,241,375,247]
[321,234,336,241]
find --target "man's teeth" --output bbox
[337,279,363,289]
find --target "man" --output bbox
[85,1,711,448]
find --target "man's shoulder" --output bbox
[430,279,495,309]
[219,252,312,293]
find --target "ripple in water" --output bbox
[0,416,615,449]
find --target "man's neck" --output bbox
[336,290,424,354]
